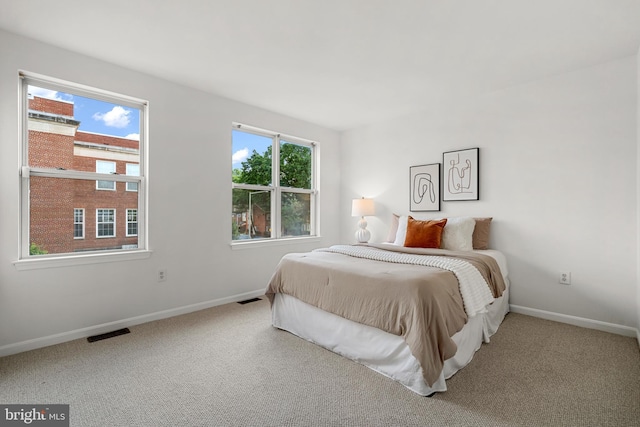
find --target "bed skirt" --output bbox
[271,282,509,396]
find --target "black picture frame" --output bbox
[443,148,479,201]
[410,163,441,212]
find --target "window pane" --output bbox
[74,208,84,239]
[29,176,138,255]
[232,130,272,186]
[280,140,312,189]
[96,160,116,190]
[97,209,115,237]
[232,188,271,240]
[126,163,139,191]
[281,192,311,237]
[27,85,140,173]
[127,209,138,236]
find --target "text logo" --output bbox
[0,405,68,427]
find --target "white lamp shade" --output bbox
[351,198,375,217]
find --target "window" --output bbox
[74,208,84,239]
[97,209,115,238]
[126,163,139,192]
[231,123,317,242]
[96,160,116,190]
[18,71,147,262]
[127,209,138,236]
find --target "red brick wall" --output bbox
[29,176,75,254]
[28,130,75,169]
[29,96,73,116]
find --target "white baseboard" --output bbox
[510,304,639,341]
[0,289,266,358]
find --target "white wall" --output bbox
[0,30,341,353]
[637,46,640,341]
[341,57,638,331]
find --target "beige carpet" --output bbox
[1,299,638,427]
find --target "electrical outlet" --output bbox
[559,271,571,285]
[158,269,167,282]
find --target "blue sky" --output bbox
[28,85,140,140]
[231,130,271,169]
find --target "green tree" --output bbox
[232,143,312,238]
[281,193,305,235]
[233,143,311,187]
[280,143,311,189]
[237,147,272,186]
[30,242,48,255]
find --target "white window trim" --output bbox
[126,163,139,192]
[231,123,320,246]
[17,70,149,266]
[126,208,138,237]
[13,250,152,270]
[230,236,321,250]
[74,208,85,240]
[96,208,116,238]
[96,160,116,191]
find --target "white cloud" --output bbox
[93,106,131,128]
[27,85,72,101]
[125,133,140,140]
[232,147,249,164]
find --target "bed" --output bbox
[265,216,508,395]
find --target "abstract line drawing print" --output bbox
[413,173,436,204]
[447,153,472,194]
[443,148,479,201]
[410,163,440,212]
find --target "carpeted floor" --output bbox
[1,299,638,426]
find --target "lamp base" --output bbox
[355,217,371,243]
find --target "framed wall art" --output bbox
[410,163,440,212]
[443,147,479,201]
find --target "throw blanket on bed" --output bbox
[316,245,494,318]
[265,244,505,387]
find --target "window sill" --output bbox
[13,250,152,271]
[230,236,321,250]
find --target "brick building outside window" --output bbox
[27,95,140,255]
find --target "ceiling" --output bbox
[2,1,640,131]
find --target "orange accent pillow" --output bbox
[404,217,448,248]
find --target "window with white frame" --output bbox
[126,163,139,192]
[18,71,147,260]
[126,209,138,236]
[96,160,116,190]
[231,123,317,242]
[74,208,84,239]
[96,209,115,238]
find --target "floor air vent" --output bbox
[237,297,261,305]
[87,328,131,343]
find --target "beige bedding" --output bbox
[265,244,506,386]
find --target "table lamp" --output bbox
[351,197,375,243]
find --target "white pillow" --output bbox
[385,213,400,243]
[441,217,475,251]
[393,215,409,245]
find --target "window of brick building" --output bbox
[126,164,139,192]
[231,123,317,243]
[74,208,85,239]
[96,160,116,190]
[127,209,138,237]
[17,71,148,266]
[97,209,116,238]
